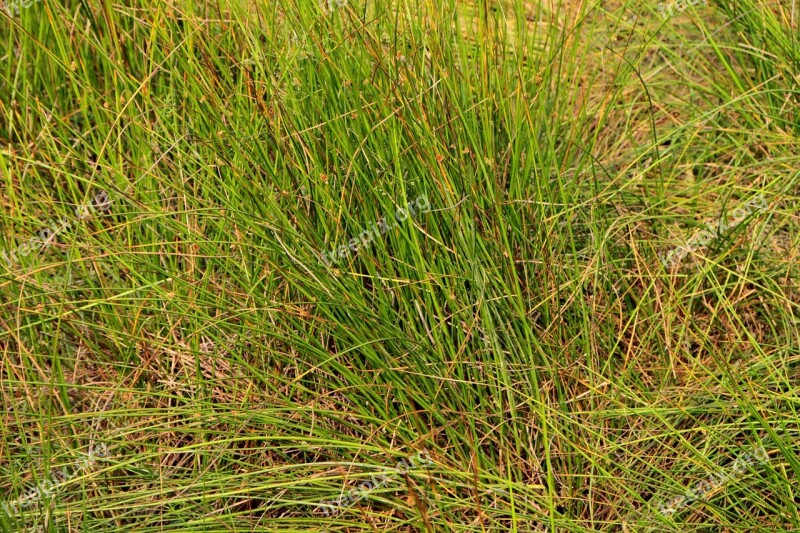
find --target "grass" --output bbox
[0,0,798,530]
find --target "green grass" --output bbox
[0,0,798,531]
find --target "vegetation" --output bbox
[1,0,798,530]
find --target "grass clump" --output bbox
[1,0,798,530]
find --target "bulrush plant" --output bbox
[1,0,799,530]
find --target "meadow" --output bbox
[1,0,798,531]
